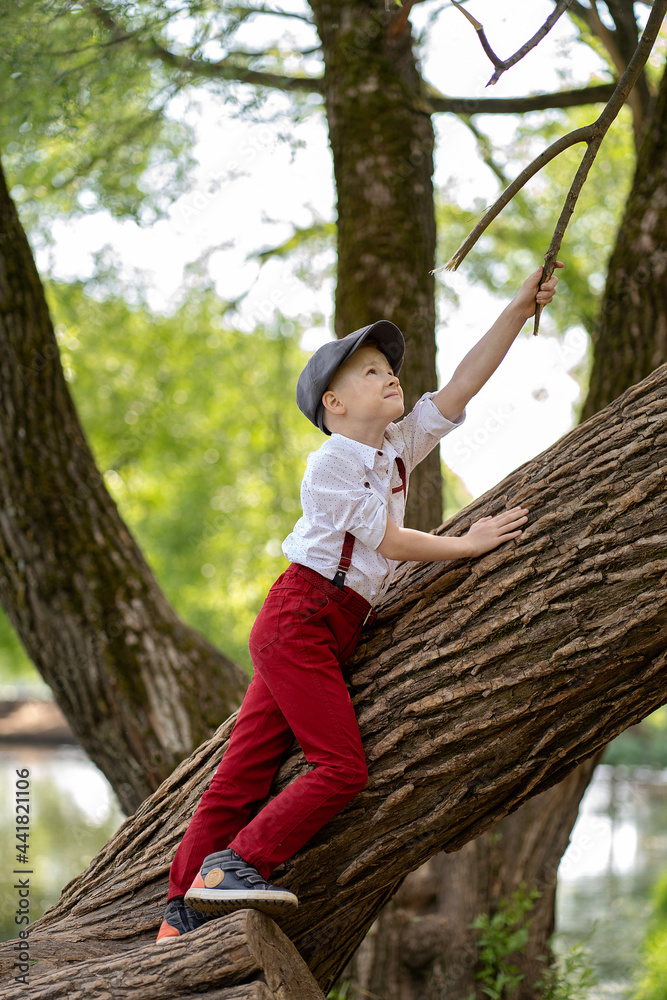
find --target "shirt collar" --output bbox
[330,431,403,470]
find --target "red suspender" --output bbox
[332,457,407,590]
[333,530,356,589]
[393,456,407,498]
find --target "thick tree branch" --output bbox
[14,910,326,1000]
[435,0,667,335]
[3,362,667,994]
[451,0,575,86]
[426,82,616,115]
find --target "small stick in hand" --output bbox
[533,258,564,335]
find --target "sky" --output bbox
[33,0,625,499]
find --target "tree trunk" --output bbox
[310,1,441,530]
[0,157,247,814]
[346,755,601,999]
[3,361,666,996]
[566,0,652,142]
[582,59,667,420]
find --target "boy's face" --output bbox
[322,343,404,430]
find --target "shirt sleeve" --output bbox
[390,391,465,471]
[304,448,388,551]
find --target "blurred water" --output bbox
[556,764,667,998]
[0,745,124,942]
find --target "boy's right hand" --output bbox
[464,507,529,557]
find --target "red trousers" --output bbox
[168,562,375,897]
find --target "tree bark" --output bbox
[582,59,667,420]
[0,157,247,814]
[346,754,601,999]
[0,910,325,1000]
[3,361,666,995]
[309,1,441,530]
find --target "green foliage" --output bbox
[0,0,321,234]
[0,622,42,691]
[470,886,597,1000]
[603,707,667,768]
[41,279,321,674]
[327,982,352,1000]
[536,940,597,1000]
[0,0,196,232]
[443,459,473,520]
[636,935,667,1000]
[633,870,667,1000]
[470,884,540,999]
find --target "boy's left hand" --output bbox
[514,262,564,319]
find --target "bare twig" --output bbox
[435,125,593,270]
[226,4,315,23]
[451,0,575,86]
[434,0,667,335]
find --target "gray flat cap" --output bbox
[297,320,405,433]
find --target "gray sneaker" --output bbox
[155,896,214,943]
[185,849,298,917]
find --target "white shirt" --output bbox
[282,392,465,604]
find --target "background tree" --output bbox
[0,0,632,770]
[0,158,248,814]
[582,56,667,417]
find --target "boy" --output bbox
[156,263,562,943]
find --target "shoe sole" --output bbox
[185,888,298,918]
